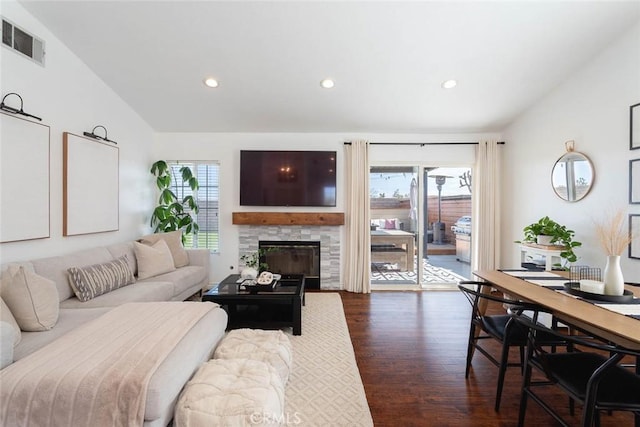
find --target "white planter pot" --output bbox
[240,267,258,280]
[536,235,554,246]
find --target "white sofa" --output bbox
[0,234,228,427]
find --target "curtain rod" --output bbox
[343,141,505,146]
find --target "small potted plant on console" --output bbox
[517,216,582,268]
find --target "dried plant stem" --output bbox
[594,210,633,256]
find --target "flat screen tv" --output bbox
[240,150,336,207]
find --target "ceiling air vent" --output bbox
[2,17,45,66]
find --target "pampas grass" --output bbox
[594,210,633,256]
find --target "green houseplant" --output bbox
[240,249,270,270]
[517,216,582,266]
[239,248,274,279]
[149,160,199,240]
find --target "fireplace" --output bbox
[239,224,339,289]
[259,240,321,289]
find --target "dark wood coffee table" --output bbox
[202,274,305,335]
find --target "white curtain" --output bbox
[343,140,371,293]
[472,140,502,271]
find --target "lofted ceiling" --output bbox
[18,1,640,133]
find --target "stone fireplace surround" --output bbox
[234,212,344,289]
[238,225,341,289]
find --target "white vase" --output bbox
[603,255,624,296]
[536,235,553,246]
[240,267,258,280]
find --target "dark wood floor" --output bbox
[338,290,635,427]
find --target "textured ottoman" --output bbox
[214,328,293,383]
[174,358,284,427]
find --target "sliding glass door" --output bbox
[370,167,419,286]
[369,164,472,288]
[422,167,472,287]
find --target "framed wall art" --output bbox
[631,159,640,204]
[631,102,640,150]
[63,132,119,236]
[630,214,640,259]
[0,113,50,243]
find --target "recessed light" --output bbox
[442,79,457,89]
[320,79,335,89]
[204,77,219,88]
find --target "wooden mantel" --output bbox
[232,212,344,226]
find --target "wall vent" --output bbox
[1,17,45,66]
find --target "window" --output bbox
[169,161,220,253]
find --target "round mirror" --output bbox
[551,151,594,202]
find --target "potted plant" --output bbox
[517,216,582,267]
[240,248,273,279]
[149,160,199,241]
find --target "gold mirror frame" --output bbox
[551,141,594,202]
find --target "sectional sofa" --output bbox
[0,231,228,427]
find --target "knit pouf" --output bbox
[214,328,293,383]
[174,358,284,427]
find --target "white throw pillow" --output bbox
[134,240,177,279]
[139,230,189,268]
[1,266,59,331]
[0,297,21,346]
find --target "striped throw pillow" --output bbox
[67,255,135,302]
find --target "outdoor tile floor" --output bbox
[371,255,470,285]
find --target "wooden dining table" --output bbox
[473,270,640,351]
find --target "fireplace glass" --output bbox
[259,240,320,289]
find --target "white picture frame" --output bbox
[63,132,119,236]
[0,113,50,242]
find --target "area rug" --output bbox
[284,293,373,426]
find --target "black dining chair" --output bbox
[458,281,567,411]
[512,307,640,427]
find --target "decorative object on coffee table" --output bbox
[239,267,258,280]
[240,248,272,279]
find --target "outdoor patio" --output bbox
[371,254,471,286]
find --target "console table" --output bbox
[520,243,564,271]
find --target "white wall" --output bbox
[502,23,640,282]
[11,0,633,283]
[154,132,499,284]
[0,1,155,264]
